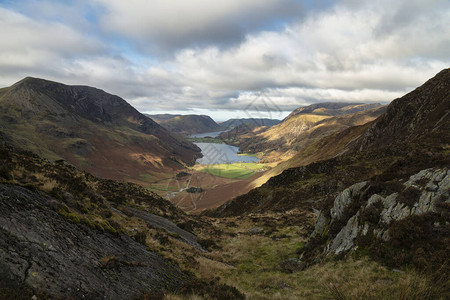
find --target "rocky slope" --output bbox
[203,69,450,298]
[0,184,186,299]
[0,137,248,298]
[350,68,450,151]
[310,168,449,255]
[0,77,200,183]
[300,167,449,277]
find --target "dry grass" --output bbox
[189,214,447,300]
[164,295,205,300]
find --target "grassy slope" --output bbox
[181,212,444,300]
[250,123,370,189]
[227,107,384,165]
[0,91,191,186]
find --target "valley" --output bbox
[1,1,449,299]
[0,69,448,299]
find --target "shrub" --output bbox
[397,186,422,207]
[178,279,245,300]
[198,238,219,251]
[0,165,12,180]
[134,231,147,246]
[369,213,449,275]
[360,200,383,224]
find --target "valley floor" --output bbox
[166,169,266,213]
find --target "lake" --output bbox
[194,143,260,165]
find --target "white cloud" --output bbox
[132,0,448,111]
[0,6,105,84]
[0,0,449,116]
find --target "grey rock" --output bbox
[310,168,449,257]
[310,211,329,238]
[126,207,206,251]
[0,184,188,299]
[330,181,367,221]
[330,212,360,254]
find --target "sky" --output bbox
[0,0,449,121]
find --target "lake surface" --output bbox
[194,143,260,165]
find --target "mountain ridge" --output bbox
[209,68,449,216]
[158,114,221,136]
[0,77,201,183]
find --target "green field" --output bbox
[196,162,267,179]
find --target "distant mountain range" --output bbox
[151,114,222,136]
[144,113,181,122]
[285,102,382,119]
[219,118,281,131]
[0,77,201,183]
[222,102,385,162]
[146,114,281,136]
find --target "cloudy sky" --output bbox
[0,0,449,120]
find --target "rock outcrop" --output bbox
[308,168,449,257]
[0,184,187,299]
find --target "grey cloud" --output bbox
[0,0,449,116]
[95,0,305,54]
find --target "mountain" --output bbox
[145,113,181,123]
[0,77,200,184]
[210,69,449,216]
[206,69,450,283]
[1,70,448,299]
[219,118,281,131]
[222,103,384,162]
[158,114,222,136]
[0,138,246,298]
[350,71,450,151]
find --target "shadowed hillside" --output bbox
[158,114,222,136]
[0,77,201,184]
[0,138,247,299]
